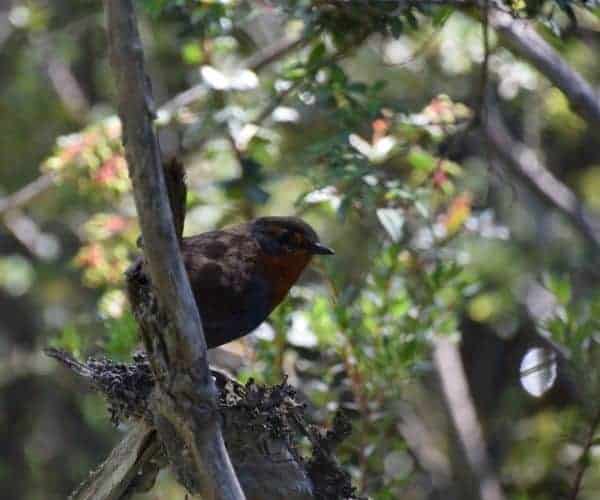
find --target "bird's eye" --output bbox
[279,230,294,244]
[279,230,303,247]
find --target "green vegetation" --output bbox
[1,0,600,498]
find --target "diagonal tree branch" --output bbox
[0,172,55,216]
[0,33,307,225]
[483,101,600,250]
[159,34,306,118]
[318,1,600,130]
[70,424,160,500]
[488,7,600,130]
[104,1,245,499]
[569,407,600,500]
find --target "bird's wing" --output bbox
[181,230,271,347]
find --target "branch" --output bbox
[46,349,361,500]
[245,35,307,73]
[433,337,506,500]
[569,408,600,500]
[0,173,59,258]
[2,209,56,260]
[332,1,600,131]
[489,8,600,130]
[484,102,600,250]
[104,1,244,499]
[35,33,91,122]
[70,424,161,500]
[396,404,454,496]
[0,29,305,220]
[0,172,55,215]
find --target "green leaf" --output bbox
[51,325,83,358]
[404,9,419,30]
[308,41,326,67]
[432,6,454,27]
[543,273,572,306]
[389,18,404,39]
[282,63,307,80]
[347,82,368,94]
[104,313,138,360]
[371,80,387,94]
[407,148,436,172]
[390,296,411,318]
[329,64,348,85]
[181,42,204,64]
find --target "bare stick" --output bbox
[0,173,55,215]
[104,1,244,499]
[70,424,159,500]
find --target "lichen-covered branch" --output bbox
[47,349,359,500]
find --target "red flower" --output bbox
[93,155,126,184]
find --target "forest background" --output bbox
[2,0,600,499]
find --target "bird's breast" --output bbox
[259,253,311,306]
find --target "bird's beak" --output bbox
[309,242,335,255]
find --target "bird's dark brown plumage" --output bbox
[173,216,332,348]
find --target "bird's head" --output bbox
[249,216,334,257]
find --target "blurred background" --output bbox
[1,0,600,498]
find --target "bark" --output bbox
[45,349,357,500]
[104,1,244,498]
[70,425,161,500]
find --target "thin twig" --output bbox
[3,209,55,260]
[34,33,91,122]
[0,173,57,253]
[245,35,308,73]
[253,38,365,125]
[160,34,306,117]
[479,0,492,165]
[381,28,441,68]
[254,79,305,125]
[0,173,55,216]
[569,408,600,500]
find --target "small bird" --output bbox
[172,216,333,348]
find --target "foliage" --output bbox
[2,0,600,499]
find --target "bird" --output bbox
[130,216,334,349]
